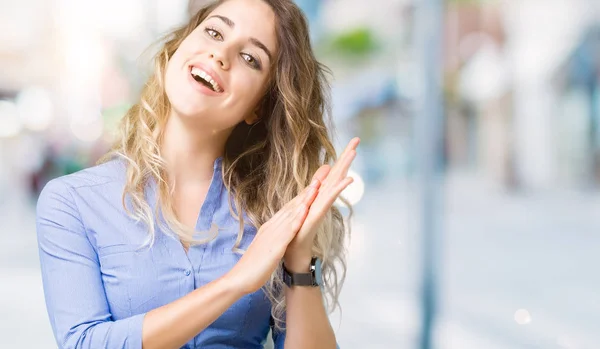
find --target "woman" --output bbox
[36,0,359,348]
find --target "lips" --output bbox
[191,67,223,92]
[188,63,225,93]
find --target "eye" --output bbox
[205,27,223,41]
[241,53,261,70]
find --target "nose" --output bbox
[209,51,229,70]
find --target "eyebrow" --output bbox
[207,15,273,62]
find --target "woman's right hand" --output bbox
[225,175,323,294]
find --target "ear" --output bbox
[244,110,260,125]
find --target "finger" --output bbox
[271,183,319,227]
[279,201,310,243]
[271,201,307,241]
[328,177,354,207]
[329,139,360,180]
[269,186,312,224]
[288,185,318,213]
[269,165,330,226]
[281,179,320,210]
[348,137,360,151]
[269,171,323,230]
[338,150,357,179]
[286,185,320,231]
[270,204,294,227]
[311,164,331,185]
[309,176,355,215]
[292,200,311,230]
[295,179,320,206]
[338,137,361,162]
[334,176,355,194]
[322,151,356,187]
[259,182,315,236]
[301,183,319,206]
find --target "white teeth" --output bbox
[190,67,222,92]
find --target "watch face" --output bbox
[314,258,323,286]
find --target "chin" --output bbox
[165,86,201,116]
[171,103,209,120]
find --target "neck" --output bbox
[161,112,231,185]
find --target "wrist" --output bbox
[220,271,250,297]
[283,252,313,273]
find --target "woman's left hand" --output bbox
[283,137,360,271]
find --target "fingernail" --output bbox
[310,179,319,188]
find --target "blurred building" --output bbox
[553,25,600,187]
[442,0,600,192]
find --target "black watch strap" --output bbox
[282,257,319,287]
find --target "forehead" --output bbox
[207,0,278,51]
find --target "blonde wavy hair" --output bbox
[101,0,351,329]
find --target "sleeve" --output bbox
[36,179,146,349]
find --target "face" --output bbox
[164,0,277,131]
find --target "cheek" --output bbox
[164,63,177,102]
[164,52,186,96]
[230,74,269,106]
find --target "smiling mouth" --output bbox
[190,67,223,93]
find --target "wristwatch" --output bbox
[282,257,322,287]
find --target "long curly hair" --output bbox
[101,0,351,329]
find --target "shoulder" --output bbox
[37,159,126,213]
[52,159,126,190]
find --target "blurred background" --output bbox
[1,0,600,348]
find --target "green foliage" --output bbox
[326,27,378,57]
